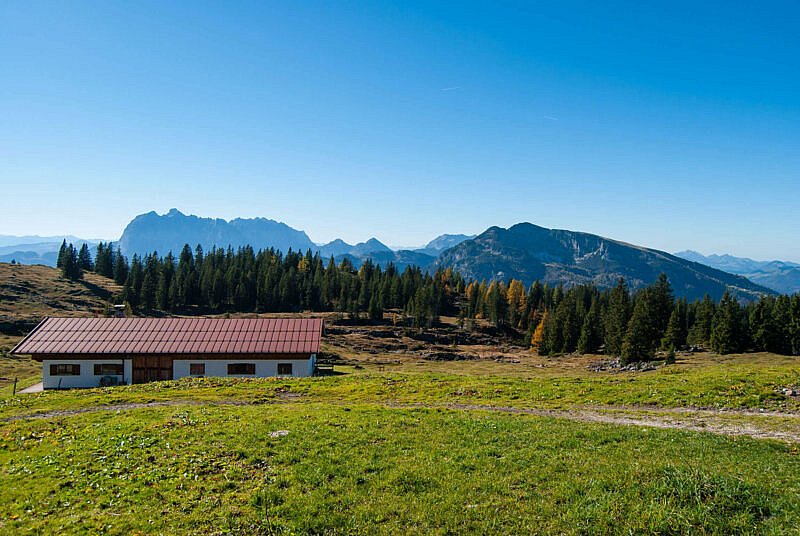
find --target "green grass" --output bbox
[2,403,799,534]
[1,352,799,534]
[2,357,799,421]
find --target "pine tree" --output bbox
[749,297,777,352]
[687,295,715,348]
[604,278,630,356]
[368,293,383,321]
[710,291,745,354]
[621,290,658,364]
[113,248,128,285]
[771,295,793,355]
[60,243,83,280]
[140,270,156,311]
[506,279,526,328]
[577,299,602,354]
[661,306,685,350]
[94,242,114,277]
[651,273,674,338]
[790,294,800,355]
[77,243,93,271]
[56,239,67,269]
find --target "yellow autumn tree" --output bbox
[530,310,549,354]
[506,279,526,327]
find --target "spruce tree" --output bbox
[577,299,601,354]
[687,295,715,348]
[620,290,657,363]
[60,243,83,280]
[661,307,685,350]
[604,278,630,356]
[77,243,93,271]
[790,294,800,355]
[56,239,67,269]
[710,291,745,354]
[113,248,128,285]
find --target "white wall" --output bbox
[42,354,316,389]
[43,359,131,389]
[173,354,316,380]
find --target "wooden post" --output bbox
[12,378,17,396]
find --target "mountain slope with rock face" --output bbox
[435,223,772,301]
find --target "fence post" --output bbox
[12,378,17,396]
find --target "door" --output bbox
[132,356,173,383]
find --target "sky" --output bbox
[1,1,799,260]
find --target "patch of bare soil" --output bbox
[322,319,528,362]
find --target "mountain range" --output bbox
[435,223,770,301]
[674,251,800,295]
[0,237,100,266]
[2,209,793,300]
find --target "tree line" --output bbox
[465,274,800,362]
[60,241,800,361]
[77,242,463,329]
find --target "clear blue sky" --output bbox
[2,1,799,260]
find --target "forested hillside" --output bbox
[48,240,800,363]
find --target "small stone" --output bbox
[269,430,290,438]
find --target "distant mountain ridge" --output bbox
[435,223,773,301]
[118,209,434,271]
[0,239,100,266]
[414,234,476,256]
[8,210,784,300]
[118,209,316,257]
[674,250,800,294]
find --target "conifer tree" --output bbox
[60,243,83,280]
[790,294,800,355]
[77,243,94,271]
[604,278,630,356]
[56,239,67,269]
[577,299,602,354]
[710,291,746,354]
[687,295,715,348]
[621,288,659,363]
[661,306,686,350]
[113,248,128,285]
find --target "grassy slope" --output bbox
[1,354,799,534]
[1,402,798,534]
[0,262,121,326]
[0,262,122,394]
[3,353,799,420]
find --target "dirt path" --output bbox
[391,402,800,442]
[4,398,799,442]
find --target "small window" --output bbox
[190,363,206,376]
[50,364,80,376]
[277,363,293,376]
[227,363,255,375]
[94,363,124,376]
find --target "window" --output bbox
[94,363,124,376]
[227,363,255,375]
[277,363,293,376]
[50,364,80,376]
[190,363,206,376]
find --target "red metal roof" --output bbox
[11,317,323,356]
